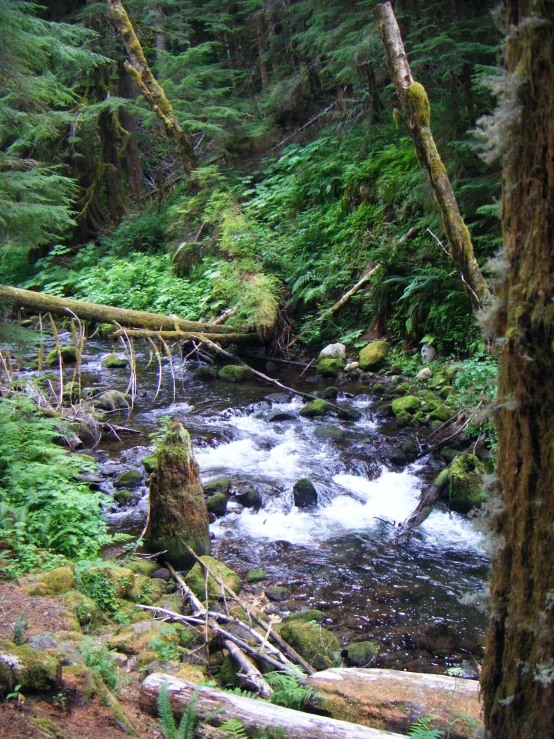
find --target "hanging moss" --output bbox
[407,81,431,126]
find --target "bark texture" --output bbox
[106,0,196,173]
[480,2,554,736]
[374,2,491,310]
[147,419,210,569]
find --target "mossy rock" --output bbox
[391,395,421,416]
[245,568,266,584]
[194,366,218,381]
[94,390,131,411]
[316,358,345,378]
[314,424,344,441]
[429,404,453,422]
[438,454,486,513]
[343,640,377,667]
[127,574,164,605]
[299,399,332,418]
[440,447,459,464]
[108,620,180,656]
[28,716,70,738]
[0,641,61,696]
[396,411,413,426]
[392,382,411,394]
[375,403,394,417]
[236,486,261,509]
[293,478,318,508]
[440,385,455,399]
[24,566,75,596]
[102,353,129,369]
[113,488,135,505]
[61,589,102,626]
[79,564,135,600]
[207,492,228,517]
[218,365,253,383]
[283,609,325,624]
[142,454,157,474]
[185,556,241,602]
[390,376,403,388]
[371,383,386,394]
[278,621,340,671]
[324,386,338,400]
[359,341,390,371]
[45,345,77,366]
[265,585,287,602]
[114,469,142,488]
[337,405,362,421]
[126,559,158,577]
[204,477,233,494]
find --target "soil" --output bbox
[0,583,74,640]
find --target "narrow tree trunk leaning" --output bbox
[307,668,481,739]
[0,285,250,336]
[146,419,210,569]
[319,264,381,320]
[374,3,491,310]
[139,674,406,739]
[480,3,554,737]
[106,0,196,174]
[395,462,452,540]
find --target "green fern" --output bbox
[158,682,202,739]
[220,719,249,739]
[408,717,443,739]
[265,668,318,711]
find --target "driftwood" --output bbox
[320,264,381,319]
[374,3,490,310]
[139,674,405,739]
[0,285,250,335]
[395,466,452,540]
[109,328,261,346]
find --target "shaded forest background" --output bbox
[1,0,502,354]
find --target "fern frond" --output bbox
[158,681,177,739]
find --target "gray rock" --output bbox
[416,367,433,380]
[314,424,345,441]
[319,343,346,361]
[152,568,172,581]
[269,411,296,422]
[421,343,437,364]
[293,478,318,507]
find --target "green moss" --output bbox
[437,454,486,513]
[194,366,218,380]
[359,341,390,370]
[245,568,266,583]
[102,353,128,369]
[278,621,340,671]
[391,395,421,415]
[204,477,232,494]
[316,357,345,377]
[25,566,75,596]
[125,559,158,577]
[344,640,377,667]
[0,642,61,695]
[185,556,241,602]
[429,404,453,422]
[218,365,253,382]
[62,589,102,626]
[207,492,228,517]
[283,609,325,624]
[93,390,131,411]
[114,469,142,488]
[97,323,117,338]
[113,489,135,504]
[299,399,332,418]
[45,345,77,366]
[407,81,431,126]
[219,654,240,687]
[142,454,157,473]
[392,382,411,394]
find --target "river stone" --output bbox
[300,399,332,418]
[269,411,296,422]
[146,419,210,569]
[384,447,408,467]
[94,390,131,411]
[421,343,437,363]
[316,357,345,377]
[319,343,346,361]
[416,367,432,381]
[185,556,241,601]
[218,365,253,382]
[314,424,344,441]
[324,386,338,400]
[102,353,128,369]
[24,566,75,596]
[204,477,232,494]
[113,489,136,505]
[194,366,218,380]
[142,454,157,473]
[152,568,172,581]
[265,392,292,404]
[359,341,390,370]
[278,621,340,671]
[343,641,378,667]
[391,395,421,416]
[283,609,325,624]
[236,486,261,509]
[0,641,61,696]
[345,361,360,372]
[337,404,362,420]
[293,478,318,507]
[265,585,287,602]
[114,469,142,489]
[45,345,77,366]
[207,493,228,517]
[265,360,279,373]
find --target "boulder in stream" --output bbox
[300,399,332,418]
[316,357,345,377]
[45,345,77,366]
[235,486,261,509]
[218,365,253,382]
[146,419,210,569]
[102,353,128,369]
[207,492,228,517]
[293,478,318,507]
[359,340,390,370]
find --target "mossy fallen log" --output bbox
[109,328,261,346]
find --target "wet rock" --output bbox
[269,411,296,422]
[0,641,61,696]
[265,585,287,602]
[371,383,386,394]
[94,390,131,411]
[324,386,338,400]
[245,568,266,584]
[299,399,332,418]
[437,454,486,513]
[391,395,421,416]
[396,411,413,426]
[343,640,377,667]
[402,439,419,460]
[319,343,346,361]
[45,345,77,366]
[265,604,280,615]
[283,609,325,624]
[236,486,261,509]
[440,447,459,464]
[421,343,437,363]
[102,353,128,369]
[24,566,75,597]
[383,447,408,466]
[185,556,241,601]
[142,454,157,473]
[278,620,340,671]
[194,365,218,381]
[337,404,362,420]
[314,424,345,442]
[375,403,394,417]
[293,478,318,508]
[218,365,253,383]
[152,568,172,581]
[316,357,345,377]
[207,493,228,517]
[204,477,233,494]
[113,489,136,505]
[359,340,390,371]
[114,469,142,489]
[416,367,432,381]
[265,392,292,404]
[265,360,278,373]
[147,419,210,569]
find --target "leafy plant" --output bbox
[408,717,443,739]
[265,668,319,711]
[80,637,118,690]
[75,566,118,614]
[11,616,28,646]
[158,681,201,739]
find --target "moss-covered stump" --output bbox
[146,419,210,569]
[437,454,486,514]
[102,353,128,369]
[299,399,332,418]
[207,492,228,517]
[278,621,340,671]
[45,345,77,366]
[185,556,241,602]
[359,341,390,370]
[24,566,75,596]
[343,641,377,667]
[316,358,345,377]
[218,365,253,383]
[0,640,61,696]
[391,395,421,416]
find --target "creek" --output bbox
[46,335,490,676]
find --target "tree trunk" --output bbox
[109,328,261,346]
[146,419,210,569]
[118,63,143,203]
[98,107,127,224]
[0,285,251,336]
[106,0,196,174]
[480,3,554,737]
[256,12,269,92]
[139,673,405,739]
[374,2,491,310]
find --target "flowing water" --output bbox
[45,336,490,674]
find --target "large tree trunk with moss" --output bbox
[374,2,491,310]
[147,419,210,569]
[480,3,554,737]
[106,0,196,174]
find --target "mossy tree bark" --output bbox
[480,2,554,736]
[374,2,491,310]
[106,0,196,174]
[147,419,210,569]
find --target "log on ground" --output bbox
[109,328,261,345]
[139,673,405,739]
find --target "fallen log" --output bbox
[139,674,405,739]
[0,285,251,336]
[319,264,380,319]
[109,328,261,346]
[307,668,481,739]
[395,464,452,540]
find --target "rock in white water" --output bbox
[319,343,346,360]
